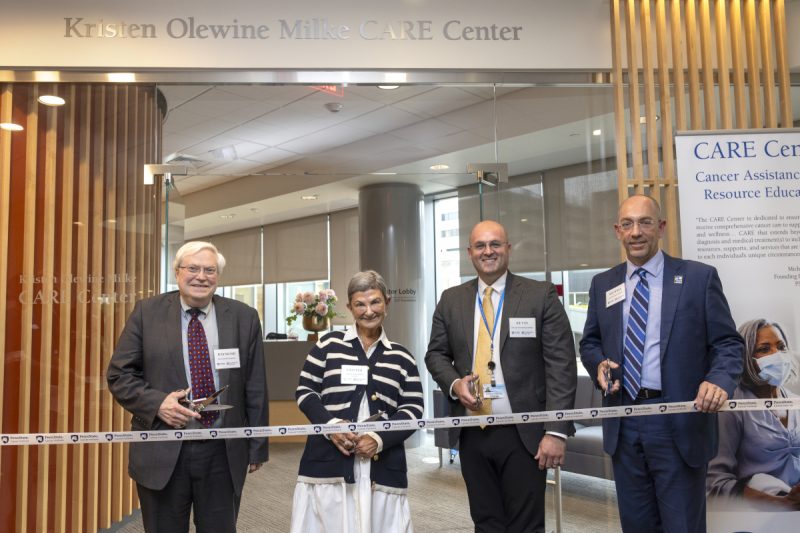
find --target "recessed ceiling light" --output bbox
[520,218,528,223]
[377,85,399,90]
[592,129,602,136]
[430,164,449,170]
[220,214,236,220]
[0,122,23,132]
[579,263,589,267]
[38,95,66,106]
[301,195,318,201]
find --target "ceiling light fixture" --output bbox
[430,164,449,170]
[377,85,399,90]
[0,122,23,132]
[220,214,236,220]
[301,195,318,201]
[107,72,136,83]
[592,129,602,136]
[370,172,397,176]
[38,95,66,107]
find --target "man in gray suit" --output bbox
[426,220,577,533]
[107,241,268,533]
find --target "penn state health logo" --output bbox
[70,435,79,442]
[36,435,44,443]
[624,407,633,415]
[728,401,737,409]
[556,412,564,420]
[105,434,114,442]
[590,410,599,418]
[244,429,252,437]
[765,400,773,409]
[2,436,9,444]
[348,424,357,432]
[175,432,183,439]
[417,421,426,428]
[659,405,667,413]
[383,422,391,430]
[210,430,219,438]
[140,433,149,440]
[314,426,322,434]
[452,418,460,426]
[486,416,495,424]
[521,414,530,422]
[278,428,287,435]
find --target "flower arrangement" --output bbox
[286,289,339,326]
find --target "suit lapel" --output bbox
[165,293,189,388]
[214,295,233,390]
[609,263,627,362]
[460,279,478,365]
[659,254,683,361]
[499,272,521,354]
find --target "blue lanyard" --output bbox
[477,287,505,353]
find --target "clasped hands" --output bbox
[330,430,378,458]
[596,359,728,412]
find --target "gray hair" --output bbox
[172,241,226,274]
[347,270,389,302]
[737,318,790,390]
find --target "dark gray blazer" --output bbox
[425,272,577,454]
[107,291,269,494]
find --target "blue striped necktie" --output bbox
[623,268,649,400]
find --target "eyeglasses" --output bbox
[178,265,218,276]
[617,218,658,231]
[471,240,507,252]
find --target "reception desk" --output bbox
[264,340,314,443]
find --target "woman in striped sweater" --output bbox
[290,270,424,533]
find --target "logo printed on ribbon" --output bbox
[383,422,391,430]
[175,432,183,439]
[728,401,737,409]
[521,414,530,422]
[105,434,113,441]
[210,430,218,438]
[556,412,564,420]
[348,424,357,432]
[244,429,252,436]
[487,416,495,424]
[765,400,773,409]
[36,435,44,443]
[659,405,667,413]
[314,426,322,433]
[452,418,460,426]
[278,428,287,435]
[417,421,426,428]
[625,407,633,415]
[71,435,79,442]
[590,410,599,417]
[3,436,10,444]
[140,433,149,440]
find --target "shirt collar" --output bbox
[478,271,508,295]
[626,249,664,280]
[344,324,392,350]
[180,297,213,316]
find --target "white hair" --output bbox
[172,241,226,274]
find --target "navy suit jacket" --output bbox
[579,253,743,468]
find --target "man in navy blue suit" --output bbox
[580,195,743,533]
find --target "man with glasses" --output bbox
[108,241,269,532]
[580,195,742,532]
[426,220,577,533]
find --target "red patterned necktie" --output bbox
[188,308,219,427]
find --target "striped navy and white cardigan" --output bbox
[295,328,424,489]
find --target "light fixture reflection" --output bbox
[430,164,449,170]
[38,95,66,107]
[107,72,136,83]
[592,129,602,136]
[0,122,23,132]
[378,85,400,90]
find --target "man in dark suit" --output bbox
[107,241,268,532]
[426,220,577,533]
[580,195,743,532]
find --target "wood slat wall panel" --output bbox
[611,0,793,256]
[0,83,162,532]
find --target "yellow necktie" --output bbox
[473,286,494,416]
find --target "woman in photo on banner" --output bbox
[290,270,424,533]
[707,318,800,510]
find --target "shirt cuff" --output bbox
[449,378,460,400]
[365,431,384,453]
[546,431,567,440]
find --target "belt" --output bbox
[636,388,662,400]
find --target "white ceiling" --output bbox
[159,82,798,239]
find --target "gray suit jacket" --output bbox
[425,272,577,454]
[107,291,269,494]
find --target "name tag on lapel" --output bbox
[606,283,625,308]
[214,348,240,369]
[341,365,369,385]
[509,318,536,338]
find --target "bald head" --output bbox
[468,220,511,284]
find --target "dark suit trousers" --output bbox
[612,397,706,533]
[137,440,239,533]
[460,425,547,533]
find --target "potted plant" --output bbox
[286,289,338,340]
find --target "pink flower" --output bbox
[295,292,303,303]
[293,301,306,314]
[327,289,336,299]
[302,291,314,305]
[318,289,330,302]
[315,302,328,316]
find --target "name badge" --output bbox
[509,318,536,338]
[214,348,240,369]
[341,365,369,385]
[483,383,507,400]
[606,283,625,308]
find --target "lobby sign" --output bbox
[676,130,800,532]
[0,0,610,70]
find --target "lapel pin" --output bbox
[673,275,683,284]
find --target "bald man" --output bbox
[426,220,577,533]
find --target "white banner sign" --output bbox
[0,0,611,70]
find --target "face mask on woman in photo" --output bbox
[757,350,799,389]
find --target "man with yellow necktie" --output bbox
[426,220,577,533]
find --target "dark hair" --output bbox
[737,318,790,390]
